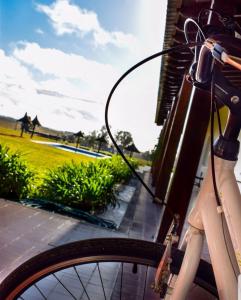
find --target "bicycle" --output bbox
[1,9,241,300]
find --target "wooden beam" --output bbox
[152,99,177,187]
[156,87,211,242]
[155,0,237,243]
[155,78,192,202]
[168,51,193,61]
[151,121,168,186]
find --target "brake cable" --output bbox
[105,42,199,225]
[210,73,239,279]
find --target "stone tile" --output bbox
[0,171,216,299]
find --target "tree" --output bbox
[17,113,32,137]
[31,115,41,138]
[84,130,98,148]
[115,131,134,149]
[99,125,109,141]
[96,135,108,153]
[142,150,155,161]
[125,143,140,157]
[74,131,84,149]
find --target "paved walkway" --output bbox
[0,171,216,299]
[0,199,123,282]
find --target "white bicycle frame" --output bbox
[164,45,241,300]
[165,154,241,299]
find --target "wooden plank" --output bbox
[154,78,192,202]
[156,87,210,242]
[151,122,167,185]
[155,0,237,243]
[152,99,177,187]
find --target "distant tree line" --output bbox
[60,126,141,156]
[16,113,152,159]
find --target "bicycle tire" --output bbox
[0,238,217,299]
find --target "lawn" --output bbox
[0,126,141,213]
[0,126,95,178]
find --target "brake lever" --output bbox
[191,37,241,116]
[205,36,241,71]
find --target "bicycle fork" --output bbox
[165,226,204,300]
[170,156,239,300]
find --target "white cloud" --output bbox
[13,42,118,101]
[0,43,161,150]
[0,0,167,151]
[36,28,44,35]
[36,0,99,35]
[0,49,36,90]
[36,0,138,49]
[0,33,162,150]
[0,48,105,133]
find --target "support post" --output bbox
[156,0,236,242]
[155,78,192,201]
[152,102,176,186]
[156,87,210,242]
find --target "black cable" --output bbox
[105,43,196,223]
[221,215,238,279]
[210,73,238,279]
[210,75,222,206]
[214,101,223,137]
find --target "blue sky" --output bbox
[0,0,167,151]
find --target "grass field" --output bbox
[0,126,95,178]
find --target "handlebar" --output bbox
[204,34,241,71]
[190,33,241,119]
[190,34,241,87]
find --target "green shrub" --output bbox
[38,155,139,213]
[98,155,138,183]
[0,145,34,199]
[40,161,116,212]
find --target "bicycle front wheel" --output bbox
[0,238,217,299]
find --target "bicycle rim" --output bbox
[0,238,217,299]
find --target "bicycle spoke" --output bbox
[73,266,91,300]
[0,238,217,300]
[53,273,78,300]
[34,283,47,299]
[97,263,107,300]
[142,266,148,300]
[120,262,123,300]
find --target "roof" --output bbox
[32,116,41,127]
[17,112,32,124]
[96,135,108,143]
[125,143,140,153]
[155,0,241,125]
[74,130,84,137]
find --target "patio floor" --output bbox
[0,170,216,299]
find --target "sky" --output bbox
[0,0,167,151]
